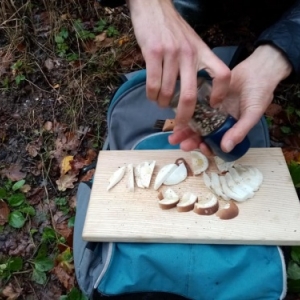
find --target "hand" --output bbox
[219,44,292,153]
[169,45,292,155]
[127,0,231,130]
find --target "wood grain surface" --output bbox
[82,148,300,245]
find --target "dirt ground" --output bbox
[1,1,300,299]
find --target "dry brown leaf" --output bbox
[1,284,22,300]
[80,169,95,183]
[60,156,74,175]
[27,187,45,205]
[20,184,31,193]
[1,164,27,181]
[52,265,74,290]
[26,143,39,157]
[282,148,299,164]
[118,35,130,46]
[56,221,73,246]
[265,103,283,118]
[95,32,107,42]
[56,174,77,191]
[0,200,10,225]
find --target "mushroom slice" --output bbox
[163,162,187,185]
[193,193,219,215]
[134,164,145,189]
[126,163,134,192]
[214,156,235,172]
[158,188,180,210]
[139,160,156,188]
[154,163,178,190]
[210,172,230,200]
[203,171,212,190]
[224,172,253,201]
[234,165,263,192]
[107,165,126,191]
[176,192,198,212]
[216,200,239,220]
[219,175,244,202]
[228,167,254,194]
[190,151,209,175]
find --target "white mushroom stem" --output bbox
[126,163,134,192]
[154,164,178,190]
[107,165,126,191]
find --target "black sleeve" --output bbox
[97,0,126,8]
[255,0,300,76]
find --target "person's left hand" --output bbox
[169,44,292,155]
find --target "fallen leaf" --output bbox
[56,174,77,191]
[118,35,130,46]
[0,200,10,225]
[61,156,74,175]
[20,184,31,193]
[283,148,299,164]
[55,221,73,245]
[52,265,74,290]
[80,169,95,182]
[95,32,107,42]
[26,143,39,157]
[1,164,27,181]
[1,284,23,300]
[53,84,60,89]
[27,187,45,205]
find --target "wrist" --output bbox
[252,44,292,83]
[127,0,173,13]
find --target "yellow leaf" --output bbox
[118,36,130,46]
[61,156,73,175]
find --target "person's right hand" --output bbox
[127,0,231,148]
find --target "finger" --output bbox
[143,48,163,101]
[221,109,262,153]
[175,59,198,126]
[157,52,179,107]
[199,142,213,157]
[203,53,231,107]
[180,135,201,151]
[168,125,197,145]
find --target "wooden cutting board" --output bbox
[82,148,300,245]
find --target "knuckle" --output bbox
[160,87,174,99]
[181,43,196,58]
[181,91,196,106]
[148,45,163,58]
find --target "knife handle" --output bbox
[162,119,175,132]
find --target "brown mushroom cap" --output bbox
[193,193,219,215]
[158,198,180,210]
[216,200,239,220]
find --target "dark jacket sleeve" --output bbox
[98,0,126,7]
[255,0,300,76]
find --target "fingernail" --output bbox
[224,140,234,153]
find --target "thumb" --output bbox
[221,109,262,153]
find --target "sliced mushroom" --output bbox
[134,164,145,188]
[126,163,134,192]
[228,167,255,194]
[154,163,178,190]
[219,175,243,202]
[203,171,212,190]
[214,156,235,173]
[163,161,187,185]
[216,200,239,220]
[193,193,219,215]
[175,158,193,176]
[224,173,252,201]
[107,165,126,191]
[234,165,263,191]
[176,192,198,212]
[139,160,156,188]
[158,188,180,210]
[190,151,209,175]
[210,172,230,200]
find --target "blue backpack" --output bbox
[73,46,287,300]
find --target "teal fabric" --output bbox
[98,243,284,300]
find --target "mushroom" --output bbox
[175,158,193,176]
[214,156,235,173]
[126,163,134,192]
[134,161,156,189]
[190,151,209,175]
[163,161,187,186]
[193,193,219,215]
[154,163,178,190]
[219,175,247,202]
[176,192,198,212]
[216,200,239,220]
[210,172,230,200]
[158,188,180,210]
[107,165,126,191]
[234,165,263,191]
